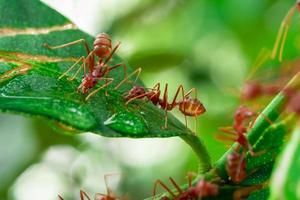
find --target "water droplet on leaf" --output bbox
[104,112,148,136]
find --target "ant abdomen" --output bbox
[93,33,112,58]
[179,98,206,117]
[226,151,247,183]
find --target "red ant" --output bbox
[241,81,282,101]
[241,81,300,116]
[218,106,258,156]
[271,0,300,62]
[226,147,266,198]
[121,83,206,133]
[58,174,123,200]
[226,146,247,184]
[286,91,300,115]
[153,174,218,200]
[44,33,141,100]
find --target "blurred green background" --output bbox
[0,0,299,199]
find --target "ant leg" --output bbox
[44,39,91,54]
[108,62,127,79]
[162,84,169,129]
[169,177,183,194]
[186,172,197,187]
[104,174,112,196]
[58,56,85,80]
[85,78,114,101]
[80,190,91,200]
[185,87,197,99]
[125,92,149,105]
[62,51,94,81]
[170,85,185,106]
[163,108,169,129]
[104,173,122,196]
[153,179,176,199]
[152,83,161,91]
[215,133,236,142]
[194,116,197,135]
[69,60,87,81]
[58,195,64,200]
[219,127,237,135]
[248,112,273,131]
[83,51,95,72]
[115,67,142,89]
[103,42,121,65]
[170,85,190,129]
[233,185,263,200]
[246,48,271,80]
[271,6,296,62]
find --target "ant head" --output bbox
[241,81,261,100]
[125,86,146,100]
[234,106,255,120]
[194,179,218,197]
[80,75,96,93]
[297,0,300,12]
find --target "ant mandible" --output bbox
[122,82,206,133]
[153,174,218,200]
[58,174,123,200]
[44,33,141,100]
[271,0,300,62]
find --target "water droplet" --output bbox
[104,112,148,136]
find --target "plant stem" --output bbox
[214,71,300,179]
[180,134,212,173]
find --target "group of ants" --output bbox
[47,2,300,200]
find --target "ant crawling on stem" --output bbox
[120,82,206,133]
[44,33,141,100]
[271,0,300,62]
[226,145,247,184]
[153,173,218,200]
[218,106,257,156]
[226,145,266,199]
[218,106,272,156]
[58,174,124,200]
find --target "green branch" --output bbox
[180,134,212,173]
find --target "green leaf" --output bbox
[246,123,287,171]
[269,127,300,200]
[241,163,273,186]
[248,188,269,200]
[0,0,191,138]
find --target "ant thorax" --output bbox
[91,67,104,78]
